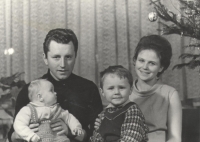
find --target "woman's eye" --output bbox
[149,62,156,66]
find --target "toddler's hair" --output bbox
[100,65,133,88]
[28,79,48,101]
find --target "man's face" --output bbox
[43,40,76,81]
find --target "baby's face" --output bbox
[40,81,57,106]
[101,74,132,107]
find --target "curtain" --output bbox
[0,0,200,105]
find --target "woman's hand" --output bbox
[51,119,69,136]
[94,113,104,130]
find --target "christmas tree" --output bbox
[150,0,200,74]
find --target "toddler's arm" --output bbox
[61,110,86,141]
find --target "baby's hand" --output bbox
[73,128,83,136]
[31,134,40,142]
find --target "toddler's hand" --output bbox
[73,128,83,136]
[31,134,40,142]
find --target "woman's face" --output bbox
[135,49,163,85]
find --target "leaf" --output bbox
[4,109,14,117]
[0,72,24,86]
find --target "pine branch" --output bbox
[173,59,200,70]
[179,53,200,60]
[150,0,200,72]
[150,0,200,40]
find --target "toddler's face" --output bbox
[101,74,132,107]
[40,81,57,106]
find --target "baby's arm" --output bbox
[14,106,40,142]
[120,104,149,142]
[30,134,40,142]
[61,109,86,141]
[72,128,83,136]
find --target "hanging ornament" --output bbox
[181,32,184,37]
[191,10,196,15]
[176,14,182,23]
[185,8,192,15]
[148,12,158,22]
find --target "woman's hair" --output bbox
[100,65,133,88]
[43,28,78,58]
[28,79,48,101]
[133,35,172,77]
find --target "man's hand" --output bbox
[29,123,39,133]
[11,123,39,142]
[51,119,69,136]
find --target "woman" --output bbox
[129,35,182,142]
[94,35,182,142]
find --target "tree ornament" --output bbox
[176,14,182,23]
[148,12,158,22]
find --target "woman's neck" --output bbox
[136,78,157,92]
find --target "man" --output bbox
[8,28,103,142]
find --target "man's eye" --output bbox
[65,56,72,59]
[108,87,114,90]
[138,59,144,62]
[53,56,60,59]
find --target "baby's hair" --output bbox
[100,65,133,88]
[28,79,48,101]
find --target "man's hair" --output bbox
[28,79,48,101]
[100,65,133,88]
[133,35,172,77]
[43,28,78,57]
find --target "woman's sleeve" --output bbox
[120,104,149,142]
[167,90,182,142]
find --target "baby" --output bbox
[90,65,148,142]
[14,79,83,142]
